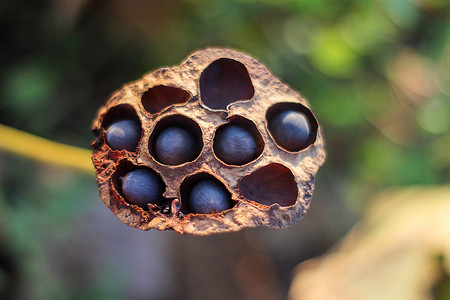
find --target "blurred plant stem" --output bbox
[0,124,94,175]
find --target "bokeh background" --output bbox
[1,0,449,299]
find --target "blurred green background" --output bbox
[0,0,449,299]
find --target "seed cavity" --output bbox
[200,58,254,110]
[239,163,298,207]
[142,85,191,115]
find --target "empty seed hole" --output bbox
[213,116,264,166]
[101,104,142,152]
[200,58,254,110]
[239,163,298,207]
[266,102,318,152]
[112,160,166,209]
[142,85,191,115]
[149,115,203,166]
[180,173,235,214]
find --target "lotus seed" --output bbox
[268,110,310,151]
[121,169,163,206]
[106,119,141,151]
[214,125,257,165]
[189,180,231,214]
[155,127,198,165]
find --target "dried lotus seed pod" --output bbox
[91,48,326,235]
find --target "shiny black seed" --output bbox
[121,169,163,206]
[214,125,257,165]
[106,119,141,151]
[268,110,310,151]
[189,180,231,214]
[155,127,197,165]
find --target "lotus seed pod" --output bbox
[155,127,197,165]
[189,180,231,214]
[91,48,325,235]
[121,169,164,206]
[214,125,258,165]
[268,110,310,152]
[106,119,141,151]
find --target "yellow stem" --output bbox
[0,124,94,175]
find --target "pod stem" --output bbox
[0,123,94,175]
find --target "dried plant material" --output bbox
[288,186,450,300]
[91,49,325,235]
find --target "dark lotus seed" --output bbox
[214,125,257,165]
[189,180,231,214]
[268,110,310,151]
[155,127,197,165]
[121,169,163,206]
[106,119,141,151]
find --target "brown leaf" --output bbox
[289,186,450,300]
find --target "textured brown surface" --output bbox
[91,48,326,235]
